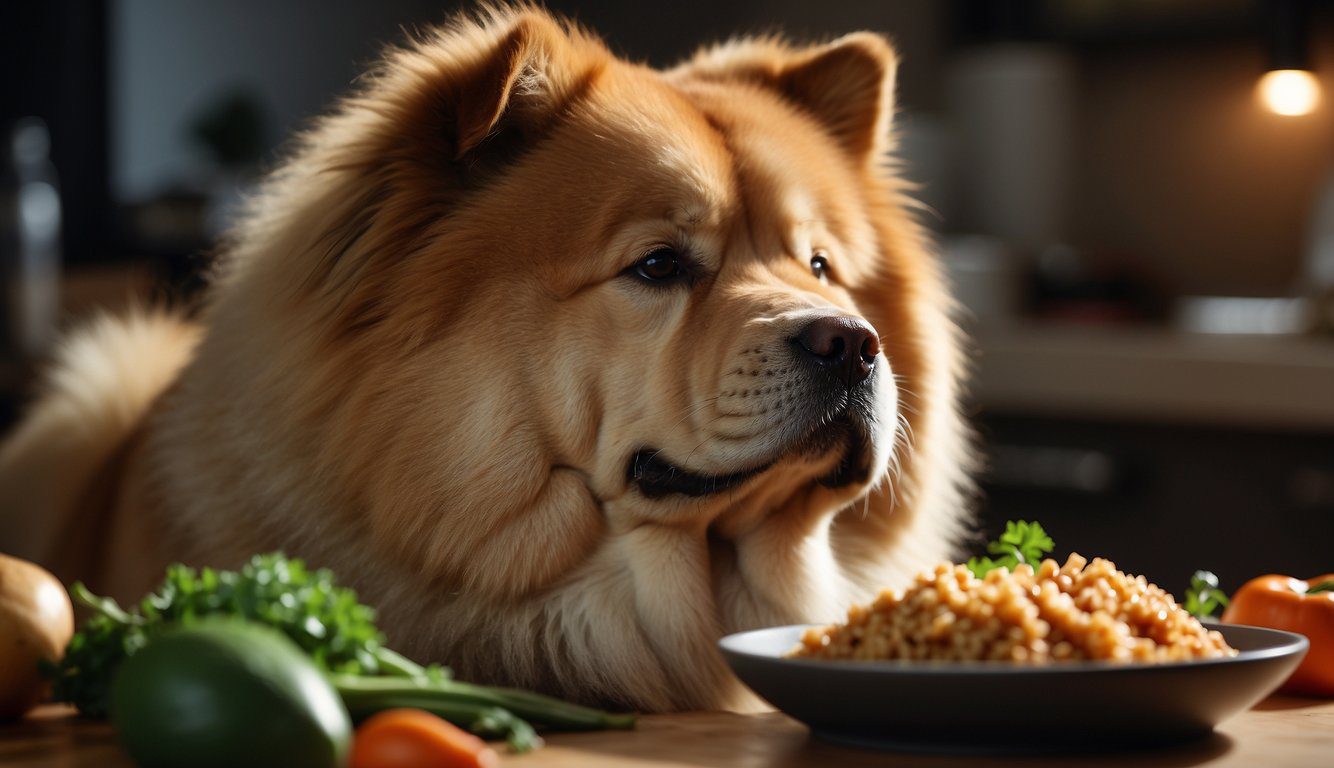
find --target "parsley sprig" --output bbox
[967,520,1055,578]
[1183,570,1230,619]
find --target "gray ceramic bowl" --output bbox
[719,623,1307,753]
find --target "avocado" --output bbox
[110,618,351,768]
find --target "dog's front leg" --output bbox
[605,522,751,710]
[720,490,849,632]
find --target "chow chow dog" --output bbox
[0,6,970,711]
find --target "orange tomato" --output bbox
[1222,574,1334,697]
[350,708,499,768]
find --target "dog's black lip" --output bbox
[627,449,774,499]
[628,412,874,499]
[629,378,881,499]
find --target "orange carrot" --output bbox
[350,708,499,768]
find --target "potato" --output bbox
[0,553,73,719]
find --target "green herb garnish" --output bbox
[1183,570,1230,619]
[967,520,1055,578]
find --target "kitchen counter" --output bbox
[972,324,1334,431]
[5,698,1332,767]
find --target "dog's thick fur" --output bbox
[0,7,970,711]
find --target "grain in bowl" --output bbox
[793,554,1236,663]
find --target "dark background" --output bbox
[3,0,1334,595]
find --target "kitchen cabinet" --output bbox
[971,325,1334,592]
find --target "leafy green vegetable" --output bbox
[967,520,1055,578]
[46,554,392,716]
[43,594,147,718]
[44,553,633,752]
[1183,570,1230,619]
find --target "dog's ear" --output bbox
[449,12,588,161]
[679,33,897,165]
[778,34,897,164]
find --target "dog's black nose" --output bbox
[794,315,880,387]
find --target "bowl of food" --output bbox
[719,525,1308,753]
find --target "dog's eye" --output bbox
[810,251,831,282]
[632,247,686,284]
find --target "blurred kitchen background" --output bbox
[3,0,1332,592]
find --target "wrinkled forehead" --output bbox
[668,77,878,264]
[571,69,737,228]
[555,66,878,268]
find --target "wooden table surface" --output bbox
[3,698,1331,767]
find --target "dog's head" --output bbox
[220,8,962,612]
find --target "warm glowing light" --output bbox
[1257,69,1322,116]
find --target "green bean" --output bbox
[330,673,637,731]
[334,678,542,752]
